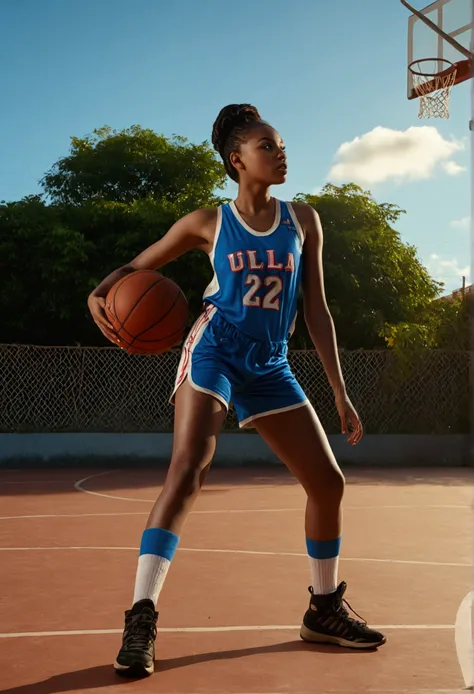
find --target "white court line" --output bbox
[0,545,469,567]
[455,591,474,689]
[0,506,469,521]
[0,504,470,521]
[181,548,471,568]
[6,471,471,690]
[74,471,469,510]
[74,470,114,493]
[0,512,150,520]
[0,624,455,639]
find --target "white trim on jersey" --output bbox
[203,206,223,300]
[229,199,281,237]
[286,202,306,250]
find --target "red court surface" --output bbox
[0,465,472,694]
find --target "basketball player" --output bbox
[88,104,386,678]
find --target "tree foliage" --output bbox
[381,294,470,353]
[1,126,225,345]
[1,127,463,351]
[0,196,92,344]
[293,184,442,349]
[41,125,226,209]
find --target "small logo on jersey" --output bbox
[282,217,296,232]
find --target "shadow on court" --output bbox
[0,466,300,497]
[0,639,378,694]
[0,465,472,498]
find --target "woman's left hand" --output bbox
[335,393,363,446]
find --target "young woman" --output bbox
[88,104,386,678]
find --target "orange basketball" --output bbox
[105,270,189,355]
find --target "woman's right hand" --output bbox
[87,294,121,345]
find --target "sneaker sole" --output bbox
[300,624,387,649]
[114,660,154,677]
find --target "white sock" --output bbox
[132,554,171,606]
[308,556,339,595]
[306,537,341,595]
[132,528,179,607]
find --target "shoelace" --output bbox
[338,597,368,627]
[124,612,157,648]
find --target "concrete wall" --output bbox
[0,433,471,467]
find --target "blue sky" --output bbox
[0,0,471,293]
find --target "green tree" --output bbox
[41,125,226,209]
[62,196,215,344]
[0,196,93,344]
[0,126,227,345]
[0,195,218,346]
[0,137,446,349]
[381,294,469,353]
[292,184,442,349]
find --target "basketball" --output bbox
[105,270,189,355]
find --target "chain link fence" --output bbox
[0,344,470,434]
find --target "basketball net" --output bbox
[409,58,457,118]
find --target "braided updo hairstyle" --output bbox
[212,104,265,182]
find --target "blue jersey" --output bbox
[203,199,305,343]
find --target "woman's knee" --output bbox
[164,450,211,501]
[307,462,345,504]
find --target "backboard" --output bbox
[404,0,473,100]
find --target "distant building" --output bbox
[440,279,472,303]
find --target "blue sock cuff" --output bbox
[140,528,180,561]
[306,537,341,559]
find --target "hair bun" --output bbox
[212,103,262,155]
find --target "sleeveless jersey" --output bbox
[203,199,305,343]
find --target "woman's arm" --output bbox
[88,207,217,341]
[295,203,346,398]
[293,202,362,445]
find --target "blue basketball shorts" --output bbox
[170,304,309,428]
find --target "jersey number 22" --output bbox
[243,274,282,311]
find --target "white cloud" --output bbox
[328,126,465,186]
[442,161,466,176]
[450,216,470,230]
[427,253,470,290]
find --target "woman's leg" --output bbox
[115,380,227,677]
[145,379,227,533]
[253,403,386,649]
[254,403,344,590]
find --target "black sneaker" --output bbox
[114,599,158,677]
[300,582,387,649]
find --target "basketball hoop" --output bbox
[408,58,457,118]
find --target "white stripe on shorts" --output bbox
[169,304,222,405]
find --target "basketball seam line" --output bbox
[123,276,165,330]
[123,325,187,351]
[130,324,187,345]
[111,270,138,328]
[115,273,165,332]
[105,324,185,349]
[132,287,185,341]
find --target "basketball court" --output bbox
[1,1,473,693]
[0,465,472,694]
